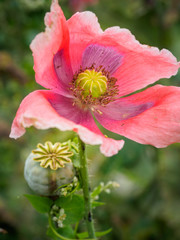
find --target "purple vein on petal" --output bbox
[47,93,92,125]
[82,44,123,75]
[53,49,73,86]
[95,100,154,121]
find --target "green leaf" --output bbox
[55,194,84,225]
[61,139,80,168]
[24,194,53,213]
[46,225,75,240]
[91,185,102,198]
[95,228,112,237]
[46,227,59,240]
[92,201,105,208]
[71,141,80,168]
[77,228,112,239]
[58,225,75,238]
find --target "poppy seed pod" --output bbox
[24,153,75,196]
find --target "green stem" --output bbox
[74,222,79,235]
[48,214,71,240]
[78,137,96,239]
[48,214,96,240]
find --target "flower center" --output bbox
[75,69,108,98]
[71,66,119,109]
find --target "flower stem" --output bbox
[48,213,96,240]
[74,221,79,235]
[48,214,71,240]
[78,137,96,239]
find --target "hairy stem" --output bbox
[78,137,96,239]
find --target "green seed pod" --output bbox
[24,153,75,196]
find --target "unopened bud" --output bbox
[52,216,58,222]
[105,189,111,194]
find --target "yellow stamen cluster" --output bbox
[71,66,119,108]
[75,69,107,98]
[32,142,73,170]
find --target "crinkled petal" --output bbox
[67,11,103,73]
[68,13,179,96]
[91,27,180,96]
[10,90,124,156]
[30,0,72,97]
[95,85,180,147]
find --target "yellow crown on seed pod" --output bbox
[75,69,108,98]
[32,141,73,170]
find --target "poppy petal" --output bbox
[82,44,123,75]
[67,11,103,73]
[30,0,72,97]
[95,85,180,147]
[92,27,180,97]
[10,90,124,156]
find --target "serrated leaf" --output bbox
[24,194,53,213]
[77,228,112,239]
[55,194,84,225]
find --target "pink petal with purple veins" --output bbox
[94,27,180,96]
[95,99,154,121]
[82,44,123,74]
[30,0,72,97]
[53,49,73,87]
[95,85,180,148]
[47,93,99,132]
[9,90,124,156]
[67,11,103,73]
[67,12,179,95]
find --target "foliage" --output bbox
[55,195,85,225]
[24,194,53,213]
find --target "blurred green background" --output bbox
[0,0,180,239]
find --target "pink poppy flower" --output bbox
[10,0,180,156]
